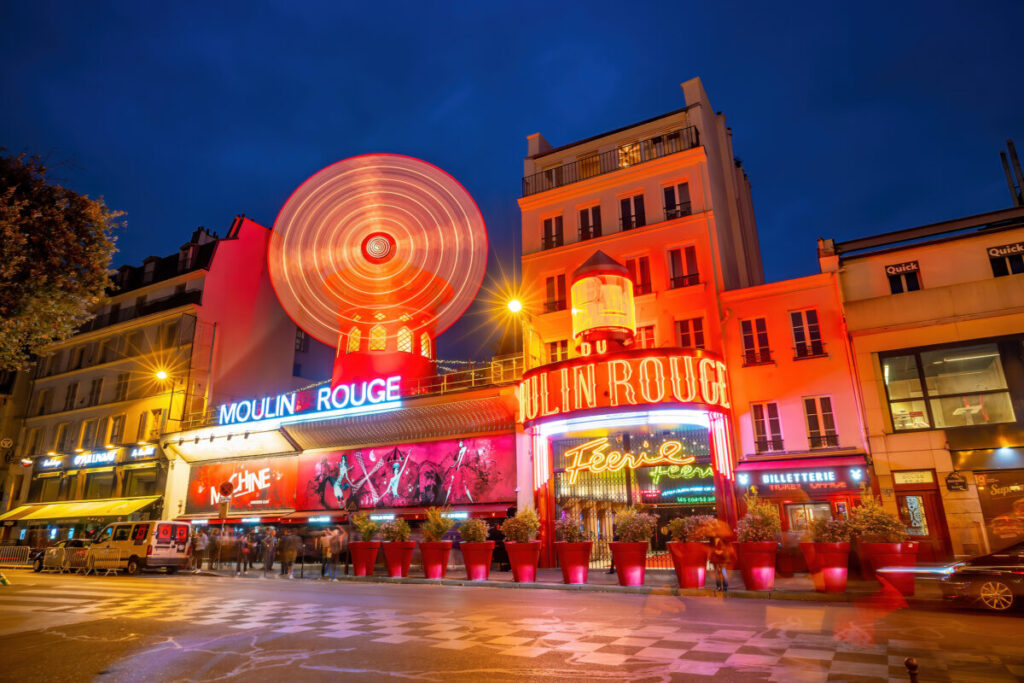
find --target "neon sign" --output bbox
[564,437,695,484]
[131,445,156,458]
[648,464,714,485]
[218,375,402,426]
[518,350,729,424]
[761,470,836,485]
[210,467,273,505]
[40,457,63,469]
[72,450,118,467]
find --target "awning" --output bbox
[0,496,161,522]
[736,454,867,471]
[953,447,1024,471]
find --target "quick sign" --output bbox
[217,375,402,426]
[988,242,1024,258]
[885,261,919,276]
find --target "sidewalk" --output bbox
[195,563,945,606]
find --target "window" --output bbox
[112,523,132,541]
[542,216,563,249]
[58,474,76,501]
[620,194,646,230]
[30,476,61,503]
[85,471,116,499]
[143,260,156,283]
[544,275,567,313]
[114,373,129,402]
[668,246,699,288]
[109,415,125,445]
[578,154,600,180]
[136,412,150,443]
[80,420,98,450]
[35,389,52,416]
[109,302,121,324]
[53,423,68,452]
[752,402,784,453]
[135,295,146,313]
[988,242,1024,277]
[397,327,412,353]
[126,331,143,355]
[368,325,387,351]
[295,328,309,352]
[71,347,84,370]
[124,468,158,497]
[24,428,41,456]
[162,321,180,348]
[148,409,163,440]
[618,142,641,168]
[579,205,602,241]
[626,257,652,295]
[635,325,655,349]
[741,318,772,364]
[293,363,303,377]
[87,378,103,406]
[882,342,1017,431]
[420,334,431,358]
[675,318,705,349]
[663,182,692,219]
[547,340,569,363]
[886,262,921,294]
[346,328,361,353]
[63,382,79,411]
[804,396,838,448]
[791,309,825,358]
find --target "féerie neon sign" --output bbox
[218,375,402,426]
[564,437,695,484]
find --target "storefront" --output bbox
[954,445,1024,552]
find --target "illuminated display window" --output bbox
[668,246,699,288]
[579,205,602,241]
[675,318,705,350]
[346,328,361,353]
[368,325,386,351]
[804,396,838,448]
[741,318,772,365]
[791,309,825,359]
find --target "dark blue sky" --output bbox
[3,2,1022,358]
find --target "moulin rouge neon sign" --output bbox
[218,375,402,426]
[564,437,697,484]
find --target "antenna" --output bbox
[1001,139,1024,207]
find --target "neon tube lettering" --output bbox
[607,360,635,407]
[564,437,696,484]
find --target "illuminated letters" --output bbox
[564,437,696,484]
[219,375,401,426]
[607,360,635,407]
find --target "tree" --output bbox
[0,153,120,371]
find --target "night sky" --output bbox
[2,2,1022,359]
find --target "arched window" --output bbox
[369,325,387,351]
[397,327,413,353]
[346,328,361,353]
[420,334,431,358]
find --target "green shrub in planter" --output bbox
[351,513,380,542]
[810,516,851,543]
[501,507,540,543]
[736,490,781,542]
[459,518,489,543]
[555,518,592,543]
[614,507,658,543]
[848,493,906,542]
[380,518,411,542]
[663,515,718,543]
[422,506,455,542]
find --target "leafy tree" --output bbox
[0,153,120,371]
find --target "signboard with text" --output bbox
[738,464,867,497]
[975,470,1024,546]
[185,457,298,514]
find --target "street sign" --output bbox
[219,481,235,497]
[945,471,968,492]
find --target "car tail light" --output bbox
[147,545,154,556]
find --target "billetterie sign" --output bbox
[517,350,730,423]
[218,375,401,426]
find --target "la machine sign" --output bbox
[218,375,402,426]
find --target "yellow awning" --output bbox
[0,496,161,522]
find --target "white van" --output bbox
[87,521,191,575]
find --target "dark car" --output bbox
[940,541,1024,611]
[32,539,92,572]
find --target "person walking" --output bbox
[327,528,343,581]
[280,529,299,579]
[339,517,354,577]
[208,530,220,571]
[261,528,278,578]
[710,533,735,593]
[192,529,208,573]
[235,532,253,576]
[317,530,331,579]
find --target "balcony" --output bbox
[755,437,785,453]
[665,202,692,220]
[634,282,652,296]
[541,235,564,250]
[543,299,568,314]
[620,215,646,231]
[522,126,700,197]
[578,226,603,241]
[809,433,840,449]
[669,273,700,289]
[77,289,203,334]
[794,341,826,359]
[743,350,773,366]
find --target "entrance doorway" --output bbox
[893,470,952,562]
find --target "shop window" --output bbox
[87,378,103,406]
[547,340,568,363]
[58,474,76,501]
[791,309,825,358]
[675,317,705,350]
[346,328,361,353]
[109,415,125,445]
[544,275,567,313]
[752,402,784,453]
[883,342,1016,430]
[30,476,61,502]
[620,194,645,230]
[668,246,699,288]
[626,257,652,295]
[420,334,431,358]
[741,318,771,365]
[542,216,563,249]
[85,471,115,499]
[804,396,838,448]
[663,182,691,220]
[989,242,1024,277]
[124,468,158,497]
[63,382,79,411]
[579,205,602,241]
[634,325,655,349]
[397,327,413,353]
[114,373,129,402]
[295,328,309,352]
[368,325,387,351]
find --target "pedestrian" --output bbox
[710,533,735,593]
[318,530,331,579]
[327,528,343,581]
[236,532,253,576]
[262,527,278,578]
[488,522,509,572]
[339,516,355,577]
[280,529,299,579]
[208,530,220,570]
[192,529,208,573]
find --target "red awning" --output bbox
[735,454,867,471]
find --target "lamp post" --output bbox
[155,370,184,437]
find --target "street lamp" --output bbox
[507,299,522,313]
[155,369,168,380]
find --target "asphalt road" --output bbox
[0,570,1021,682]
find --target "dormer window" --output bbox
[143,260,156,283]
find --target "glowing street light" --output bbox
[507,298,523,313]
[155,369,168,380]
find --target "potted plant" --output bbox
[458,518,494,581]
[609,507,657,587]
[849,492,917,595]
[380,517,415,578]
[664,515,716,589]
[419,506,455,579]
[501,507,541,583]
[554,517,593,585]
[735,489,781,591]
[799,517,852,593]
[349,513,381,576]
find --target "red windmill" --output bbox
[268,154,488,391]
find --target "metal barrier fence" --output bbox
[63,548,91,573]
[0,545,31,568]
[86,548,123,575]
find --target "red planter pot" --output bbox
[735,541,778,591]
[800,542,850,593]
[859,541,919,595]
[505,541,541,583]
[419,541,453,579]
[460,541,495,581]
[609,541,648,587]
[349,541,381,576]
[382,541,416,578]
[667,541,710,589]
[554,542,592,585]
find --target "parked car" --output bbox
[86,521,192,575]
[940,541,1024,611]
[32,539,92,572]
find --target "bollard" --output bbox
[904,657,919,683]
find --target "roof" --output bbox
[530,105,695,159]
[571,250,629,280]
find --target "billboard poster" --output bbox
[297,435,516,510]
[186,457,298,514]
[975,469,1024,547]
